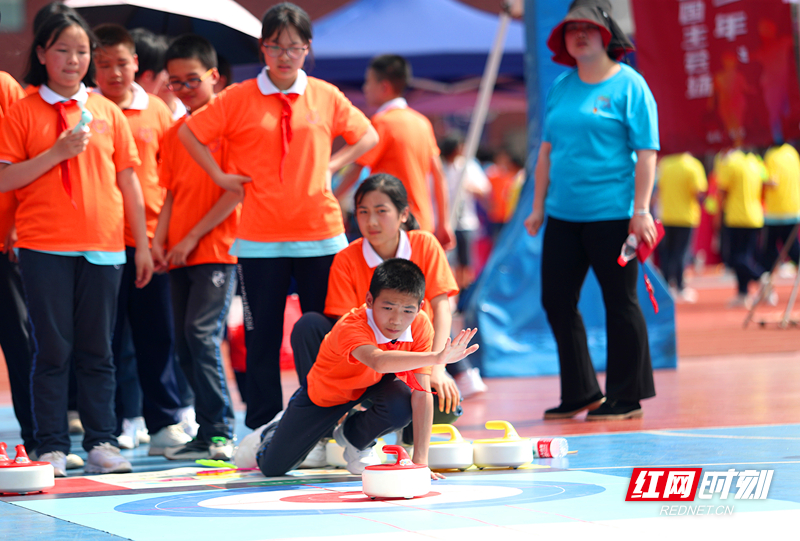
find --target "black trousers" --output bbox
[238,255,335,429]
[112,247,182,434]
[0,255,35,451]
[727,227,765,295]
[658,226,693,290]
[759,223,800,270]
[257,374,412,477]
[18,250,123,453]
[541,218,655,404]
[170,264,237,441]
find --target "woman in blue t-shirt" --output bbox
[525,0,659,421]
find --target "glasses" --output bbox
[262,44,308,60]
[166,68,214,92]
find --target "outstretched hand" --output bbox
[436,328,479,366]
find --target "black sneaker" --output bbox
[586,400,643,421]
[163,438,211,460]
[544,392,605,420]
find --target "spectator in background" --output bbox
[439,131,490,290]
[760,143,800,272]
[485,146,525,240]
[655,153,708,303]
[214,55,232,93]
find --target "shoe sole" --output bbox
[586,408,644,421]
[544,397,606,420]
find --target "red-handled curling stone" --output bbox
[0,443,55,495]
[361,445,431,499]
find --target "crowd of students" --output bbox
[0,2,497,479]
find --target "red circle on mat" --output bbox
[280,491,441,503]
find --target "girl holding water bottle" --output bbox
[0,11,151,475]
[524,0,658,421]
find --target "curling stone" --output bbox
[472,421,533,469]
[0,443,55,495]
[427,424,473,471]
[362,445,430,499]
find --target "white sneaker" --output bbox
[676,287,698,304]
[728,293,750,308]
[299,439,328,469]
[148,424,192,456]
[209,437,234,461]
[38,451,67,477]
[133,416,150,444]
[118,417,140,449]
[84,443,132,474]
[333,421,379,475]
[454,367,488,398]
[178,406,199,438]
[234,424,270,468]
[65,453,84,470]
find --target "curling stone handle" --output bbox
[484,420,520,440]
[381,444,412,464]
[14,445,31,463]
[0,442,8,462]
[431,424,463,443]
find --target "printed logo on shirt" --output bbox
[91,119,108,134]
[211,270,226,288]
[593,95,611,114]
[208,139,222,154]
[306,109,320,124]
[138,127,154,144]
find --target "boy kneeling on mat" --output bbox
[256,258,478,478]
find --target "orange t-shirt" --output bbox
[325,230,458,320]
[307,305,434,407]
[0,72,26,251]
[121,91,173,246]
[357,107,440,233]
[186,74,370,243]
[486,165,518,223]
[160,114,239,268]
[0,91,140,252]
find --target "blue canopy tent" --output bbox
[309,0,527,84]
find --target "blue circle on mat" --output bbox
[114,478,605,517]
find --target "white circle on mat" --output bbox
[199,484,522,511]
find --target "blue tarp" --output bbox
[309,0,527,83]
[463,0,677,377]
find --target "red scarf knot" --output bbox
[274,92,298,184]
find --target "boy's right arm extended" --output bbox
[177,125,250,197]
[351,328,478,374]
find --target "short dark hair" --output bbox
[216,54,232,88]
[369,55,411,95]
[129,28,168,74]
[93,23,136,54]
[355,173,420,232]
[25,11,96,88]
[33,2,78,35]
[369,259,426,305]
[261,2,312,43]
[439,131,464,160]
[165,34,218,71]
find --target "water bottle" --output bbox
[617,233,638,267]
[72,107,93,134]
[531,437,568,458]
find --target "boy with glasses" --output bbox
[152,34,241,461]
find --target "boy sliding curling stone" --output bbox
[255,259,478,478]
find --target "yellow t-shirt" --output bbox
[763,144,800,223]
[716,150,765,228]
[657,153,708,227]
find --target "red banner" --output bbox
[633,0,800,154]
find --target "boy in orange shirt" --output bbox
[93,24,190,455]
[152,34,241,461]
[256,259,478,477]
[336,55,454,249]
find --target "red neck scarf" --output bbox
[274,92,298,183]
[54,99,78,209]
